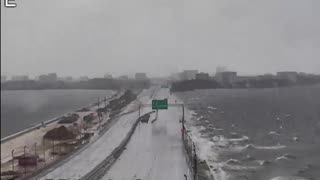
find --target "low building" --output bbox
[79,76,89,81]
[236,76,258,82]
[48,73,58,81]
[196,72,210,80]
[39,73,58,82]
[118,75,129,80]
[277,71,298,83]
[64,76,73,82]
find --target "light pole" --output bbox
[23,146,27,175]
[43,139,46,163]
[97,97,100,109]
[34,143,37,170]
[34,143,37,156]
[139,104,141,118]
[182,105,185,141]
[23,146,27,157]
[104,97,107,110]
[193,143,197,180]
[11,150,14,171]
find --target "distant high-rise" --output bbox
[169,73,180,81]
[135,73,148,80]
[11,75,29,81]
[277,71,298,83]
[180,70,198,80]
[104,73,113,79]
[1,75,7,83]
[216,66,227,74]
[215,71,237,85]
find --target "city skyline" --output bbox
[1,0,320,77]
[2,69,319,81]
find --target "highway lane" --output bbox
[102,88,191,180]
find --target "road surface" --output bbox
[39,89,155,179]
[102,88,191,180]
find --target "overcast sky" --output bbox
[1,0,320,78]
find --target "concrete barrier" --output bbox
[182,126,214,180]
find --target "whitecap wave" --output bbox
[269,131,281,135]
[227,135,250,142]
[275,154,297,161]
[226,159,241,164]
[258,160,272,166]
[270,176,310,180]
[242,144,286,150]
[208,106,217,110]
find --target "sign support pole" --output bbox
[156,109,158,119]
[139,104,141,118]
[182,105,185,140]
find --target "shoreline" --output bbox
[171,82,320,93]
[175,86,320,180]
[36,88,151,179]
[1,91,118,143]
[1,89,144,180]
[0,90,123,179]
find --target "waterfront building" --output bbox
[39,73,58,82]
[277,71,298,83]
[104,74,113,79]
[215,71,237,85]
[135,73,148,80]
[195,72,210,80]
[79,76,89,81]
[118,75,129,80]
[1,75,7,83]
[11,75,29,81]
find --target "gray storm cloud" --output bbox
[1,0,320,77]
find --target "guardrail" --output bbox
[81,111,155,180]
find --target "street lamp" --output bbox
[34,143,37,156]
[43,139,46,163]
[23,146,27,157]
[34,143,38,170]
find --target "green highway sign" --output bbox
[152,99,168,110]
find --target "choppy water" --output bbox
[176,85,320,180]
[1,90,114,138]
